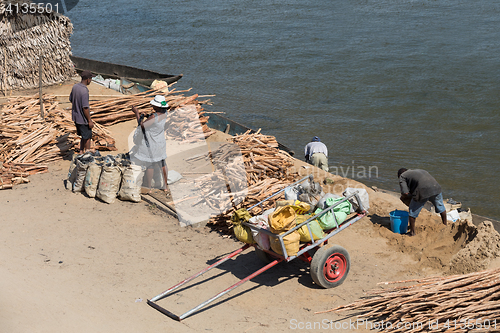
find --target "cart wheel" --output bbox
[255,248,275,264]
[310,245,350,288]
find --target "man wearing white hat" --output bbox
[131,95,170,191]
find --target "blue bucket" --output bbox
[389,210,409,234]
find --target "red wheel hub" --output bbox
[323,253,347,282]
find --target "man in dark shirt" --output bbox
[69,70,94,153]
[398,168,447,236]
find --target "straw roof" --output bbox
[0,0,74,91]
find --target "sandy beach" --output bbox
[1,80,499,333]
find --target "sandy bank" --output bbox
[1,80,499,332]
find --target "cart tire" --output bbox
[255,248,275,264]
[310,245,350,288]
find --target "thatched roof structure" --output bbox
[0,0,74,91]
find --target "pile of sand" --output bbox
[450,220,500,274]
[305,174,500,275]
[373,206,500,275]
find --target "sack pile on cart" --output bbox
[66,152,144,204]
[231,177,370,257]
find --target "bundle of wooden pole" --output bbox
[318,267,500,332]
[89,89,161,125]
[90,89,211,136]
[89,89,215,142]
[194,131,297,233]
[0,94,116,189]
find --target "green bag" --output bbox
[314,197,352,230]
[296,214,325,242]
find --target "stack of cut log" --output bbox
[233,130,294,184]
[0,94,116,189]
[319,267,500,333]
[0,162,45,189]
[89,89,215,141]
[195,131,297,233]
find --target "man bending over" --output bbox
[398,168,447,236]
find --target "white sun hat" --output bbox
[150,95,169,108]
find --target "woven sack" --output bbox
[231,208,255,244]
[96,164,122,204]
[269,230,300,257]
[296,214,324,242]
[84,162,103,198]
[275,200,296,208]
[118,164,144,202]
[269,206,296,233]
[73,158,91,192]
[314,197,352,230]
[276,200,310,215]
[247,215,270,250]
[66,153,78,187]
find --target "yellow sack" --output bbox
[270,230,301,257]
[231,208,252,224]
[275,200,296,208]
[290,201,311,215]
[269,206,297,233]
[296,215,325,242]
[232,208,255,244]
[233,224,255,244]
[276,200,311,215]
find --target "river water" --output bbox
[66,0,500,220]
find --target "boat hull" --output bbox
[70,55,183,86]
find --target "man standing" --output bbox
[304,136,329,172]
[398,168,447,236]
[69,70,94,153]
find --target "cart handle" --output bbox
[147,245,281,321]
[150,244,250,303]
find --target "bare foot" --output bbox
[140,187,153,195]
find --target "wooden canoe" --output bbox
[70,55,183,87]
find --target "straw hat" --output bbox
[150,95,169,108]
